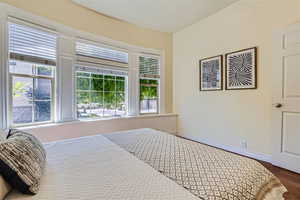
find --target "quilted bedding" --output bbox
[6,133,198,200]
[6,128,286,200]
[104,128,287,200]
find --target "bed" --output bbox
[6,128,286,200]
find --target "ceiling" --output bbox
[72,0,239,33]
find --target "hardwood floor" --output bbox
[260,162,300,200]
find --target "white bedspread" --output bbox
[6,134,198,200]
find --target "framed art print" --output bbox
[199,55,223,91]
[225,47,257,90]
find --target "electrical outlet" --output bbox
[241,140,247,150]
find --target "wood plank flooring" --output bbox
[260,162,300,200]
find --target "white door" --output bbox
[272,23,300,173]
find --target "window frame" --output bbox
[8,65,56,127]
[139,77,160,115]
[6,19,58,128]
[138,54,161,115]
[0,5,165,129]
[74,65,129,120]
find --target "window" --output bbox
[76,66,127,119]
[0,16,164,129]
[8,22,57,126]
[139,56,160,114]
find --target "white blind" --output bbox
[76,42,128,64]
[9,22,57,65]
[75,65,128,76]
[139,56,160,78]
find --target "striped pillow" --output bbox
[0,130,46,195]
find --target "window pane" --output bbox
[140,79,148,85]
[140,85,149,100]
[140,78,159,114]
[76,92,91,118]
[76,70,127,119]
[34,101,51,122]
[36,65,54,77]
[12,76,33,124]
[9,60,54,77]
[140,100,148,114]
[90,93,104,118]
[13,101,33,124]
[148,79,158,85]
[116,93,126,116]
[10,60,33,75]
[116,76,125,81]
[104,75,115,80]
[13,76,33,99]
[91,92,103,104]
[116,81,124,91]
[104,92,116,116]
[104,79,116,91]
[77,77,90,90]
[148,99,158,113]
[91,78,103,91]
[77,72,90,77]
[34,78,51,100]
[91,74,103,79]
[77,92,90,105]
[140,99,158,114]
[149,86,158,98]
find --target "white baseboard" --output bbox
[181,135,272,163]
[272,160,300,174]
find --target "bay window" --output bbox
[1,15,163,129]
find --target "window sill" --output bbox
[19,113,177,130]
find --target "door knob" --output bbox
[274,103,283,108]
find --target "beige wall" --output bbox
[173,0,300,156]
[0,0,173,113]
[23,114,177,143]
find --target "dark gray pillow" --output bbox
[0,130,46,195]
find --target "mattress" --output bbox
[6,128,286,200]
[6,133,198,200]
[104,129,287,200]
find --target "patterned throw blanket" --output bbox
[104,129,287,200]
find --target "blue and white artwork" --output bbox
[199,55,223,91]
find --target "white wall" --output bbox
[173,0,300,160]
[22,114,177,143]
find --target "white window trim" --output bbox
[6,18,58,128]
[137,53,165,114]
[0,3,166,129]
[74,63,129,120]
[8,69,56,128]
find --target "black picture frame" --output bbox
[199,55,223,91]
[225,47,257,90]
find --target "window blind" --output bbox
[139,56,160,78]
[75,65,128,77]
[76,42,129,64]
[8,22,57,66]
